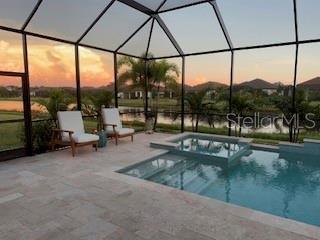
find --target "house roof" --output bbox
[190,81,228,91]
[236,79,278,90]
[297,76,320,91]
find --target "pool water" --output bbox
[121,150,320,226]
[175,137,246,159]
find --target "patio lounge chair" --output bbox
[101,108,134,145]
[51,111,99,157]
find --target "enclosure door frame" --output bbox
[0,71,32,161]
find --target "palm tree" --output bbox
[149,59,179,130]
[34,89,72,121]
[231,91,255,137]
[185,89,212,132]
[82,90,113,130]
[117,53,179,130]
[273,89,311,142]
[117,53,154,110]
[273,95,294,141]
[293,89,312,142]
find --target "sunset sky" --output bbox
[0,0,319,87]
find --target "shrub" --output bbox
[19,120,54,153]
[31,120,55,153]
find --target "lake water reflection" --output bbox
[0,101,289,134]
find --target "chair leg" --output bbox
[115,135,118,145]
[71,141,76,157]
[131,134,133,142]
[51,132,56,151]
[94,143,98,151]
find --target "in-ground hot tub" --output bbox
[150,132,252,165]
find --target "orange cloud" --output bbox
[29,43,114,88]
[28,43,76,87]
[79,47,113,87]
[0,36,114,88]
[0,39,24,73]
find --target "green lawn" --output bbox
[0,112,25,150]
[0,122,24,151]
[310,101,320,107]
[0,111,24,120]
[1,110,320,152]
[119,98,179,109]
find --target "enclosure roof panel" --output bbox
[81,1,149,51]
[26,0,111,41]
[0,0,39,29]
[160,3,229,54]
[0,0,318,58]
[216,0,296,47]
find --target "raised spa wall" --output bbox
[149,132,253,151]
[150,132,320,157]
[279,139,320,155]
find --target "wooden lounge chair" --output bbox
[101,108,135,145]
[51,111,99,156]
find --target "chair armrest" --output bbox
[103,124,117,133]
[51,129,75,143]
[103,124,117,127]
[52,128,74,134]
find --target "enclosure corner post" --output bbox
[75,44,81,111]
[228,51,234,137]
[181,56,185,133]
[144,59,149,118]
[114,52,118,108]
[22,33,33,156]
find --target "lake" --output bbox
[0,100,289,134]
[0,100,43,112]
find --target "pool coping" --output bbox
[114,133,320,239]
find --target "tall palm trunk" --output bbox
[238,113,243,137]
[141,73,147,121]
[195,114,200,132]
[191,114,195,132]
[143,89,148,121]
[289,123,293,142]
[153,84,161,131]
[295,128,300,142]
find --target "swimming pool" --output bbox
[120,146,320,226]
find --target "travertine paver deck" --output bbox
[0,133,319,240]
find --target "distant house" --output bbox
[186,81,228,94]
[117,86,174,100]
[296,76,320,101]
[235,78,280,95]
[297,76,320,91]
[5,86,20,92]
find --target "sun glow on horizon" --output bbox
[0,33,320,88]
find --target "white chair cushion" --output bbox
[106,127,135,136]
[118,128,135,136]
[71,133,99,143]
[57,111,85,140]
[101,108,122,132]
